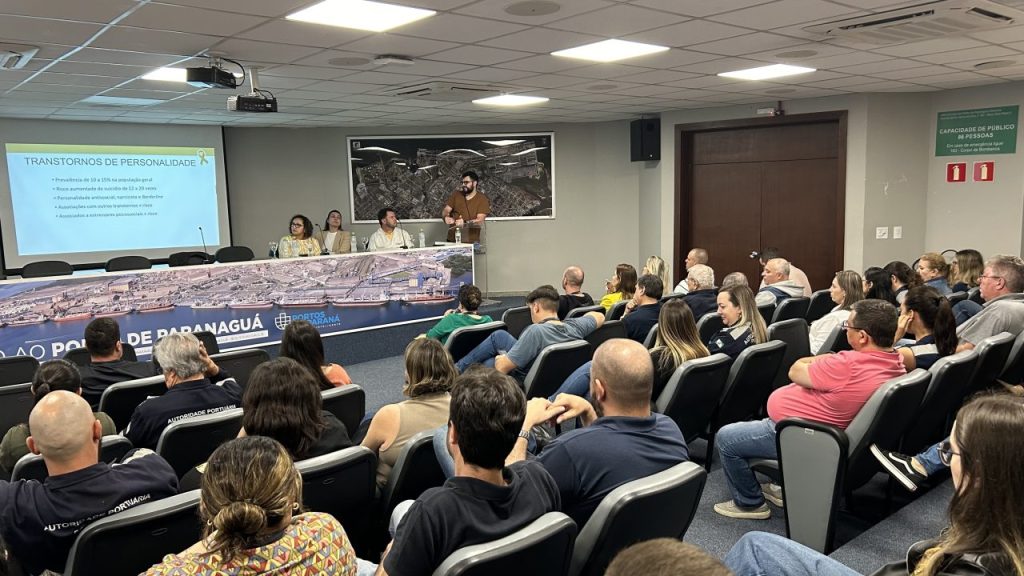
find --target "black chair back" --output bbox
[21,260,73,278]
[584,320,626,355]
[820,325,852,354]
[1001,330,1024,385]
[642,324,659,349]
[697,313,724,344]
[566,305,603,319]
[767,319,810,389]
[322,385,365,438]
[0,384,33,435]
[522,341,592,399]
[966,332,1015,396]
[215,246,255,263]
[606,300,628,321]
[772,297,810,324]
[655,354,731,443]
[63,343,137,366]
[155,408,243,477]
[63,490,201,576]
[805,289,834,323]
[167,251,209,267]
[0,355,39,388]
[296,446,376,555]
[501,306,532,339]
[757,303,775,326]
[193,331,220,355]
[381,431,445,518]
[104,256,151,272]
[659,293,685,303]
[210,348,270,390]
[947,291,969,305]
[445,321,506,363]
[98,375,167,431]
[13,435,134,482]
[433,513,577,576]
[900,350,978,454]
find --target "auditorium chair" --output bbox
[642,323,659,349]
[63,490,202,576]
[296,446,376,556]
[1000,329,1024,385]
[444,321,506,363]
[946,291,969,305]
[767,319,810,389]
[569,462,707,576]
[566,305,603,319]
[167,251,210,267]
[98,375,167,431]
[21,260,73,278]
[0,355,39,387]
[819,325,853,354]
[215,245,255,263]
[898,350,978,455]
[696,313,724,344]
[522,340,592,399]
[605,300,628,321]
[965,331,1015,396]
[64,342,139,367]
[380,431,445,521]
[209,348,270,390]
[804,289,834,324]
[584,320,626,355]
[12,435,134,482]
[501,306,532,339]
[0,384,33,445]
[655,354,731,444]
[432,512,577,576]
[750,369,930,554]
[193,330,220,354]
[659,292,685,304]
[156,408,243,477]
[104,255,151,272]
[771,297,810,324]
[322,384,365,437]
[757,303,775,326]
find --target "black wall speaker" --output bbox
[630,118,660,162]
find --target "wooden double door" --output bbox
[675,113,846,293]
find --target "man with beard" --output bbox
[442,170,490,244]
[507,338,689,528]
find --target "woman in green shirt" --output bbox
[423,284,492,344]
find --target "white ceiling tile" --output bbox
[205,39,322,64]
[395,14,527,43]
[709,0,860,29]
[301,80,387,94]
[800,75,876,88]
[835,58,927,75]
[609,84,683,97]
[563,63,649,79]
[253,76,323,90]
[479,28,602,54]
[910,71,995,85]
[64,48,187,67]
[688,32,806,57]
[515,74,596,88]
[967,24,1024,44]
[31,72,124,88]
[43,61,151,79]
[845,80,928,92]
[339,34,458,57]
[378,59,475,76]
[338,71,432,85]
[872,37,988,57]
[790,50,892,70]
[119,4,269,37]
[9,82,105,95]
[154,0,313,17]
[235,20,371,48]
[0,0,135,21]
[429,45,533,65]
[914,46,1020,64]
[547,4,687,36]
[495,54,586,73]
[0,16,104,45]
[663,75,745,89]
[630,20,750,48]
[619,49,720,69]
[261,64,347,80]
[630,0,769,17]
[675,57,766,74]
[445,67,538,82]
[872,64,960,80]
[91,26,222,55]
[291,50,376,68]
[613,69,700,84]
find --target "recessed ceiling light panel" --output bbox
[287,0,436,32]
[551,39,669,63]
[143,67,187,82]
[473,94,549,106]
[718,64,816,81]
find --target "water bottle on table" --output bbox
[454,227,462,244]
[419,229,426,248]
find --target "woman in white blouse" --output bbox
[315,209,352,255]
[808,270,864,354]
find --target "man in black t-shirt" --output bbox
[558,265,594,319]
[0,391,178,574]
[78,318,160,408]
[622,274,663,343]
[371,367,560,576]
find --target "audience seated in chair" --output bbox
[757,248,812,297]
[725,393,1024,576]
[144,436,357,575]
[125,333,241,450]
[681,264,717,320]
[0,360,116,476]
[951,255,1024,351]
[422,285,492,344]
[599,264,637,312]
[280,319,352,389]
[894,286,958,371]
[885,260,922,305]
[862,266,898,307]
[755,258,805,307]
[809,270,864,354]
[508,339,689,529]
[0,391,177,574]
[673,248,709,295]
[642,256,671,297]
[606,538,731,576]
[950,249,984,294]
[713,299,906,520]
[708,285,768,360]
[916,252,953,296]
[363,339,453,490]
[363,366,559,576]
[621,274,664,344]
[78,318,159,408]
[558,265,594,319]
[179,358,352,491]
[720,271,749,291]
[455,285,604,382]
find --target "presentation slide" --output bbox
[0,119,231,270]
[6,144,220,255]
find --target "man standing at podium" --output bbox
[442,170,490,243]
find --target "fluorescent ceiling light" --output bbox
[80,95,165,106]
[483,139,525,146]
[551,39,668,63]
[143,67,186,82]
[287,0,436,32]
[718,64,816,80]
[473,94,549,106]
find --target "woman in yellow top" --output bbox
[278,214,322,258]
[599,263,638,311]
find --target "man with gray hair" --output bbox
[673,248,709,294]
[755,258,805,307]
[682,264,717,320]
[0,391,177,574]
[125,332,240,449]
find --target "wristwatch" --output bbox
[518,429,531,440]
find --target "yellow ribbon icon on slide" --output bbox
[197,149,209,165]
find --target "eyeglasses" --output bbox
[461,180,473,184]
[840,320,864,331]
[978,274,1004,281]
[290,222,303,228]
[938,438,961,466]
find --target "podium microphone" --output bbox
[395,215,409,249]
[314,224,330,254]
[198,226,210,263]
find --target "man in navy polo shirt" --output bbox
[125,332,241,449]
[0,391,178,574]
[509,338,689,528]
[622,274,663,343]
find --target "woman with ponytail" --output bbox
[895,285,958,371]
[144,436,357,574]
[0,359,115,476]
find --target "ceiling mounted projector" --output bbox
[186,65,239,89]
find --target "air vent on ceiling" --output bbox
[0,44,39,70]
[805,0,1024,46]
[383,82,501,102]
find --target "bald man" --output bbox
[0,391,177,574]
[509,339,689,528]
[558,265,594,319]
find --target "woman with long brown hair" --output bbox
[708,285,768,360]
[809,270,864,354]
[894,286,958,371]
[600,263,638,311]
[650,299,710,399]
[885,261,922,305]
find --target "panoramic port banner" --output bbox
[0,246,474,361]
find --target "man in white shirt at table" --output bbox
[368,207,414,251]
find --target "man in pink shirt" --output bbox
[713,299,906,520]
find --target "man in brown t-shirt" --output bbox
[442,170,490,243]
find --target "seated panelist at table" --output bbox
[314,209,351,254]
[442,170,490,244]
[278,214,322,258]
[369,206,414,251]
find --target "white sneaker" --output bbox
[761,482,784,507]
[713,500,770,520]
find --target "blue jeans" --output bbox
[432,424,456,479]
[455,330,517,373]
[725,532,861,576]
[953,300,982,325]
[716,418,778,508]
[549,361,592,401]
[916,439,947,475]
